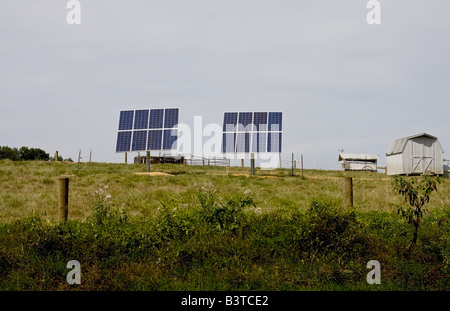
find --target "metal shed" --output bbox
[386,133,444,176]
[338,153,379,172]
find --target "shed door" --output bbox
[411,138,434,174]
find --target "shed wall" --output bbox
[387,154,403,175]
[434,143,444,174]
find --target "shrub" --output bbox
[154,200,194,241]
[197,183,255,233]
[302,199,364,258]
[90,186,127,227]
[392,175,441,253]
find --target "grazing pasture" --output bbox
[0,159,449,290]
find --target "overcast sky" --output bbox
[1,1,449,169]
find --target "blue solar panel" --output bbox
[116,131,132,152]
[267,132,282,152]
[238,112,253,131]
[221,111,282,154]
[147,130,162,150]
[222,132,236,153]
[163,129,177,150]
[134,110,149,130]
[268,112,282,131]
[253,112,268,131]
[236,132,251,153]
[223,112,238,132]
[131,130,148,151]
[149,109,164,129]
[164,108,179,129]
[116,108,179,152]
[251,132,267,153]
[118,111,134,131]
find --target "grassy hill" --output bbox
[2,159,448,222]
[0,159,449,290]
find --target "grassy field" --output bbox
[0,159,449,290]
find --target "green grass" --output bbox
[0,159,449,290]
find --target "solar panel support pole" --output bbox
[241,159,244,168]
[250,153,255,176]
[146,151,151,172]
[125,152,128,164]
[77,149,82,169]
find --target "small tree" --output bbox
[392,175,441,253]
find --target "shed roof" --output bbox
[338,153,379,162]
[386,133,440,156]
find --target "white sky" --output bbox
[1,1,449,169]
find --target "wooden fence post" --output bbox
[343,177,353,208]
[291,153,294,176]
[58,177,69,222]
[301,154,304,179]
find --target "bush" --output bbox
[197,183,255,233]
[90,186,127,227]
[154,200,195,241]
[301,199,365,257]
[392,175,441,252]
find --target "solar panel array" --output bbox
[222,112,283,153]
[116,108,179,152]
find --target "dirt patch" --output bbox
[135,172,173,176]
[206,172,279,179]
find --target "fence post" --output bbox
[58,177,69,222]
[343,177,353,208]
[291,153,294,176]
[301,154,304,179]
